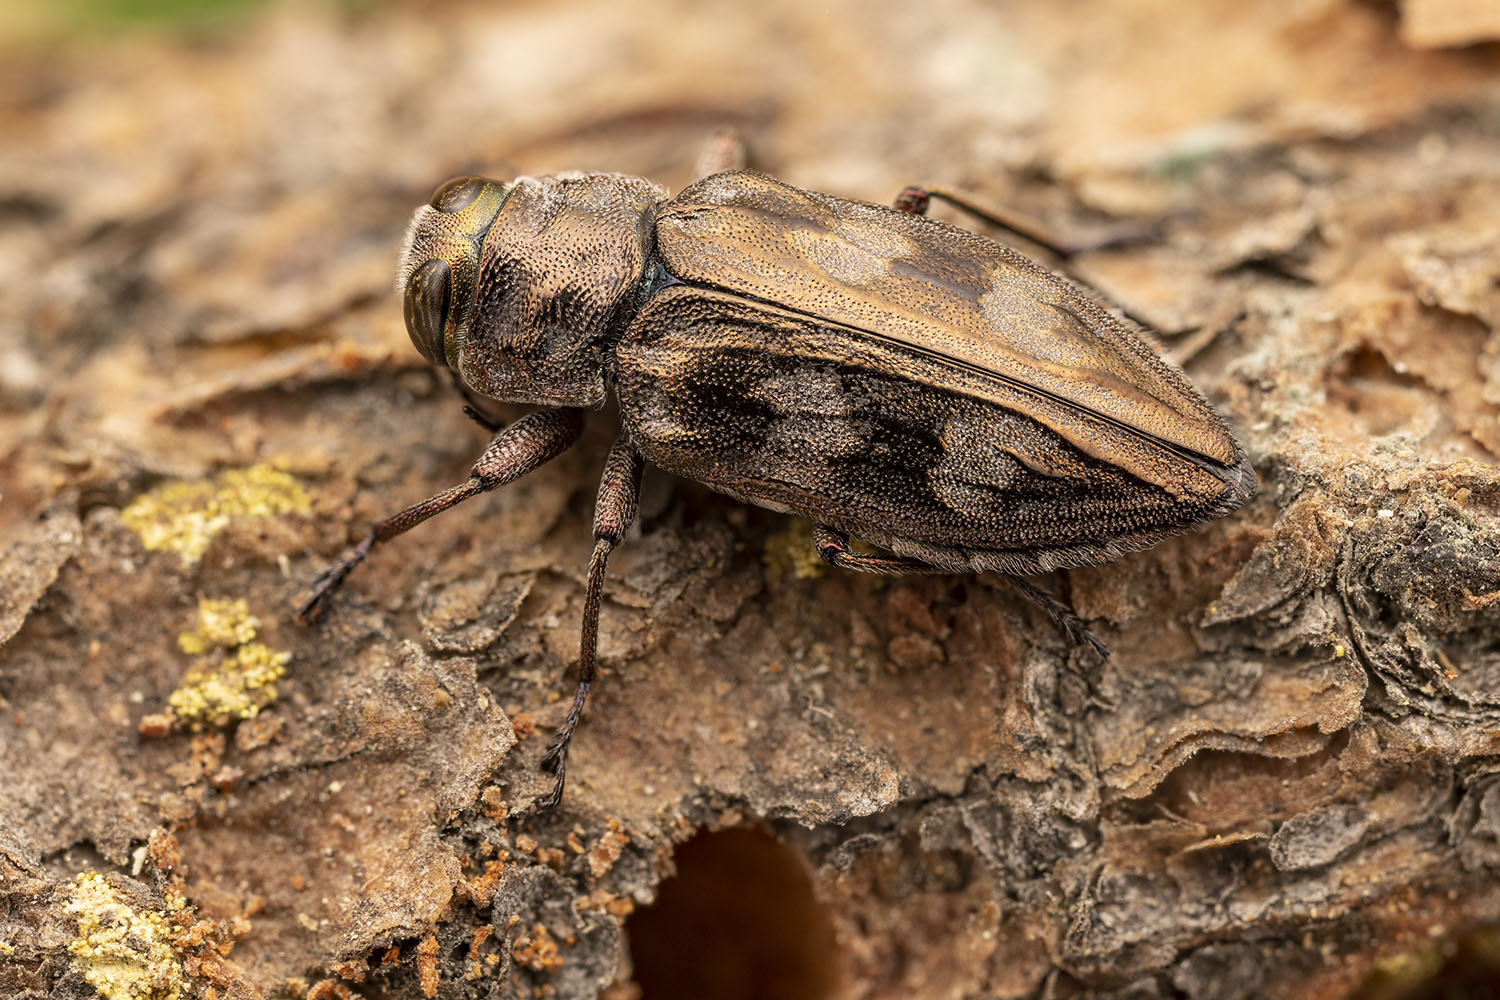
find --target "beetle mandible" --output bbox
[298,155,1257,807]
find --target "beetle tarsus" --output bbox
[536,540,611,808]
[295,534,374,623]
[447,368,505,432]
[538,726,575,809]
[1004,574,1111,659]
[538,678,587,808]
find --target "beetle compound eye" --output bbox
[403,257,452,366]
[429,176,486,214]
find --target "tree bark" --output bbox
[2,1,1499,998]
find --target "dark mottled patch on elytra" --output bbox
[616,285,1224,575]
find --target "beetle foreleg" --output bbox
[539,436,646,808]
[295,408,584,623]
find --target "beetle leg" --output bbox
[895,185,1156,259]
[460,404,502,433]
[892,186,931,215]
[296,408,584,623]
[893,185,1082,257]
[446,368,505,432]
[694,125,747,180]
[812,523,948,575]
[814,525,1110,658]
[539,436,646,808]
[1003,575,1112,659]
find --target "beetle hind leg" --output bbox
[892,185,1082,257]
[538,436,646,808]
[813,525,1110,658]
[813,523,948,575]
[893,185,1154,260]
[1002,575,1111,659]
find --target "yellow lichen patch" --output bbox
[168,598,289,729]
[176,597,259,655]
[763,519,825,580]
[168,645,289,729]
[65,872,185,1000]
[121,464,310,565]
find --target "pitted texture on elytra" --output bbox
[617,287,1247,576]
[655,171,1241,468]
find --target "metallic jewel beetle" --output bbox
[299,166,1256,807]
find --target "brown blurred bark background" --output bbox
[2,1,1500,997]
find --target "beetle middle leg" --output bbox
[539,435,646,808]
[813,524,1110,658]
[296,408,584,622]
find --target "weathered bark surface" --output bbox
[2,1,1499,997]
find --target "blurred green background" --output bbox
[0,0,367,39]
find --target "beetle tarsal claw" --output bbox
[1002,574,1112,659]
[1081,630,1112,659]
[294,537,374,623]
[538,742,569,809]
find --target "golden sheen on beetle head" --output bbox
[395,177,510,369]
[400,171,667,409]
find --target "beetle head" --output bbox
[397,176,511,370]
[398,172,665,408]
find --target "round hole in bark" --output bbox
[625,825,839,1000]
